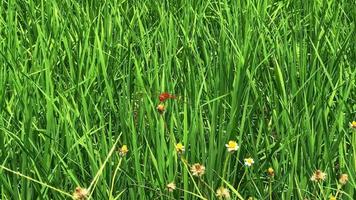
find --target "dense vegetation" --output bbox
[0,0,355,199]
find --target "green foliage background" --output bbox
[0,0,355,199]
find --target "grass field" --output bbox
[0,0,356,199]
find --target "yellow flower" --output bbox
[225,140,239,152]
[244,158,254,167]
[119,145,129,157]
[175,143,185,154]
[166,182,176,192]
[72,187,89,200]
[350,121,356,129]
[310,169,326,182]
[339,173,348,185]
[267,167,275,177]
[216,186,230,199]
[190,163,205,177]
[329,195,336,200]
[157,104,165,114]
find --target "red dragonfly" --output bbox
[159,92,177,102]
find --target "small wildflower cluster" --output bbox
[157,104,165,114]
[307,169,351,200]
[244,158,255,167]
[309,170,349,198]
[72,187,89,200]
[166,182,176,192]
[216,186,230,199]
[225,140,239,152]
[267,167,275,177]
[119,144,129,157]
[191,163,206,177]
[329,195,336,200]
[310,169,327,182]
[350,121,356,129]
[225,140,255,168]
[339,173,348,185]
[175,142,185,155]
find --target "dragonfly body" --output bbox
[159,92,176,102]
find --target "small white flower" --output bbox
[244,158,254,167]
[225,140,239,152]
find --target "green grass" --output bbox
[0,0,355,199]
